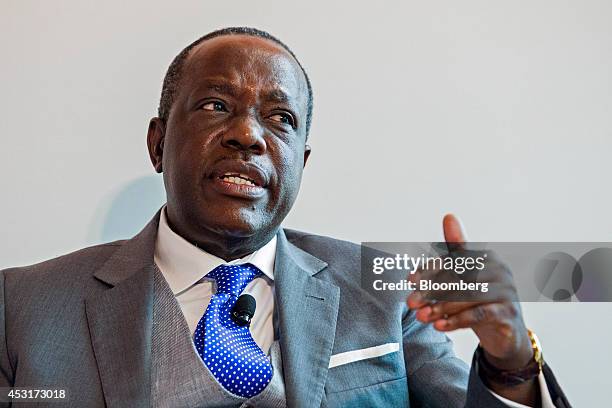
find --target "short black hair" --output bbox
[158,27,314,136]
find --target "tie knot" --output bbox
[206,263,262,296]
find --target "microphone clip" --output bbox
[231,294,256,327]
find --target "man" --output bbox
[0,27,570,407]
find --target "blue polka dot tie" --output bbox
[193,263,273,398]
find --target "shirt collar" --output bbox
[154,206,277,295]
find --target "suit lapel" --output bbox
[84,211,340,407]
[85,210,161,407]
[274,231,340,408]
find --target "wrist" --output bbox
[483,342,533,371]
[476,329,544,387]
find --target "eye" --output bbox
[269,112,295,127]
[201,101,227,112]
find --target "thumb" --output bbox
[443,213,468,244]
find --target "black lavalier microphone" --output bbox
[231,294,256,326]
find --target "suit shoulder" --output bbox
[283,228,361,259]
[1,240,126,282]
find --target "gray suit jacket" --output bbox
[0,211,569,407]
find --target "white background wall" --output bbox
[2,0,611,405]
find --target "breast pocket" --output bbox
[329,343,399,368]
[325,342,406,394]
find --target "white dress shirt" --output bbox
[153,206,553,408]
[154,207,277,354]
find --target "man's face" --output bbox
[149,35,310,250]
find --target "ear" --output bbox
[147,117,165,173]
[303,144,312,168]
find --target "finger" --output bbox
[443,214,468,244]
[416,301,486,323]
[406,265,444,308]
[406,290,430,309]
[409,263,475,303]
[432,302,509,331]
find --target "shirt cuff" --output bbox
[488,372,555,408]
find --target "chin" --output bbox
[203,210,264,239]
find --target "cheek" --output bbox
[271,146,305,201]
[165,122,222,179]
[163,145,204,205]
[167,142,197,179]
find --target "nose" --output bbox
[221,115,267,154]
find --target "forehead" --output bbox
[180,35,307,104]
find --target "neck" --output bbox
[190,230,277,262]
[164,211,278,261]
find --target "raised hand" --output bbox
[406,214,539,405]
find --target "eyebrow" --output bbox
[263,89,292,104]
[205,82,239,96]
[191,79,296,106]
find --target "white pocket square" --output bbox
[328,342,399,368]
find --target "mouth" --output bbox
[218,173,260,187]
[207,161,268,200]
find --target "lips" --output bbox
[209,161,268,187]
[207,160,269,199]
